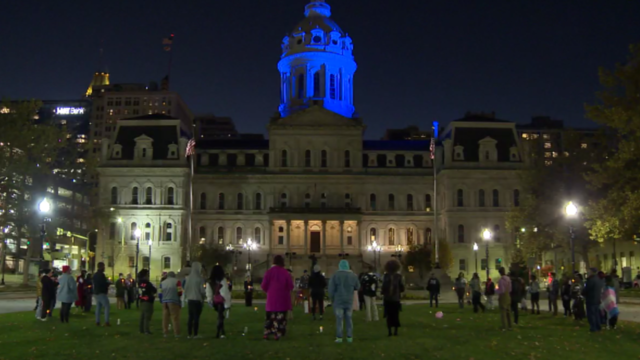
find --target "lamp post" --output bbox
[134,228,141,279]
[243,238,257,274]
[473,242,479,274]
[148,238,152,275]
[482,229,492,281]
[1,226,9,285]
[226,244,241,270]
[39,198,51,264]
[565,201,578,275]
[367,240,381,272]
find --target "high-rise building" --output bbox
[194,115,238,139]
[382,126,433,141]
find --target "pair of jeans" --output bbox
[472,291,485,313]
[499,294,511,329]
[94,294,110,324]
[187,300,203,336]
[162,302,181,336]
[139,302,154,333]
[586,304,601,332]
[60,302,72,323]
[364,295,378,321]
[530,293,540,313]
[215,303,226,337]
[429,292,438,307]
[35,297,43,319]
[334,307,353,339]
[549,295,558,315]
[511,299,519,324]
[562,298,572,316]
[455,289,465,308]
[311,294,324,317]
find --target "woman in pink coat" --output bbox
[262,255,294,340]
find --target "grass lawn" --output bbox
[1,303,639,360]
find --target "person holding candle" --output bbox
[115,274,126,310]
[328,259,360,343]
[309,264,327,320]
[261,255,294,340]
[138,269,157,335]
[183,262,206,339]
[244,274,254,307]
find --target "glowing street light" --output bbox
[38,198,51,213]
[473,242,479,273]
[243,238,257,272]
[565,201,578,274]
[368,240,382,272]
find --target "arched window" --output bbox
[237,193,244,210]
[165,223,174,241]
[388,228,396,246]
[370,228,377,244]
[145,187,153,205]
[492,189,500,207]
[254,227,262,244]
[344,150,351,168]
[111,187,118,205]
[388,194,395,210]
[305,150,312,167]
[513,189,520,207]
[218,193,225,209]
[217,226,224,244]
[280,193,288,208]
[297,74,304,99]
[370,194,377,211]
[254,193,262,210]
[130,222,138,240]
[236,227,243,244]
[199,226,206,242]
[479,189,486,207]
[321,150,328,168]
[407,194,414,211]
[425,194,432,210]
[313,71,320,98]
[167,187,175,205]
[200,193,207,210]
[425,228,432,246]
[457,189,464,207]
[281,150,288,167]
[320,193,327,208]
[304,193,311,208]
[344,193,351,208]
[457,225,465,243]
[144,223,152,242]
[131,187,139,205]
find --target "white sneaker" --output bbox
[220,335,226,339]
[40,317,48,322]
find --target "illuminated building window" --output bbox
[543,134,550,140]
[521,133,529,139]
[564,151,569,157]
[581,143,588,149]
[544,152,551,158]
[544,142,551,148]
[60,120,67,125]
[552,152,558,158]
[531,134,539,139]
[545,160,553,166]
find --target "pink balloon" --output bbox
[435,311,443,319]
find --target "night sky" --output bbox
[1,0,639,139]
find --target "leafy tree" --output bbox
[435,239,453,272]
[404,244,432,282]
[197,244,232,272]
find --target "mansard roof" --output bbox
[112,125,178,160]
[451,127,518,162]
[196,139,269,151]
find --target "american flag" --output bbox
[430,137,436,160]
[186,138,196,156]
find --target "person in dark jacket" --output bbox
[583,268,604,332]
[125,274,135,310]
[548,272,560,316]
[93,262,111,326]
[138,269,157,335]
[509,272,524,325]
[115,273,126,310]
[381,260,404,336]
[40,269,55,321]
[485,277,496,310]
[426,273,441,308]
[83,273,93,312]
[572,273,586,320]
[308,264,327,320]
[561,278,573,317]
[360,267,379,321]
[244,274,254,307]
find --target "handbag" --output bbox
[213,283,225,305]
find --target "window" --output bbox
[478,190,485,207]
[330,74,336,100]
[128,256,135,267]
[425,228,432,246]
[344,193,351,208]
[200,193,207,210]
[142,148,147,158]
[407,228,414,246]
[344,150,351,168]
[370,194,377,210]
[370,228,377,243]
[407,194,414,211]
[145,187,153,205]
[163,257,171,270]
[255,193,262,210]
[141,256,149,269]
[297,74,304,99]
[493,224,500,242]
[425,194,432,210]
[544,142,552,149]
[347,235,353,246]
[130,222,138,240]
[320,193,327,208]
[513,189,520,207]
[492,189,499,207]
[457,225,465,243]
[388,194,395,210]
[305,193,311,208]
[305,150,312,167]
[321,150,327,168]
[254,227,262,244]
[237,193,244,210]
[388,228,396,246]
[281,150,288,167]
[109,222,116,240]
[581,143,588,149]
[131,187,139,204]
[457,189,464,207]
[481,258,488,270]
[111,187,118,205]
[459,259,466,272]
[167,187,175,205]
[199,226,206,242]
[218,193,225,209]
[217,226,224,244]
[280,193,288,208]
[278,226,284,245]
[313,71,320,98]
[165,223,173,241]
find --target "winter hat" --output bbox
[62,266,70,273]
[313,264,321,273]
[339,259,350,271]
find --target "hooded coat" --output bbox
[262,264,294,312]
[328,260,360,309]
[57,272,78,304]
[183,262,206,302]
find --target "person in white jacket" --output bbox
[206,265,231,338]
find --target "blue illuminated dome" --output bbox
[278,0,357,118]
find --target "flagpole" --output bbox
[187,152,194,261]
[432,121,439,268]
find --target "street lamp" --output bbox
[473,242,479,274]
[367,240,382,272]
[482,229,492,281]
[148,238,152,275]
[227,244,241,270]
[38,198,51,263]
[243,238,257,273]
[565,201,578,275]
[134,228,141,279]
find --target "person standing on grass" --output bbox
[382,260,404,337]
[299,270,310,306]
[601,276,619,330]
[495,267,512,331]
[426,273,440,308]
[40,269,55,321]
[550,272,560,316]
[470,273,485,313]
[93,262,111,326]
[207,265,232,339]
[49,273,59,317]
[361,266,380,321]
[454,273,466,309]
[509,272,524,325]
[262,255,294,340]
[244,274,254,307]
[485,277,496,310]
[57,266,77,324]
[184,262,206,339]
[126,273,136,310]
[115,273,126,310]
[329,259,360,343]
[309,264,327,320]
[561,278,573,317]
[35,270,45,319]
[160,271,183,338]
[583,267,603,333]
[75,270,86,312]
[572,273,586,320]
[529,275,540,315]
[83,273,93,312]
[138,269,157,335]
[610,269,621,303]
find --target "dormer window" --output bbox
[167,143,179,159]
[454,145,464,160]
[478,137,498,163]
[112,144,123,159]
[134,134,154,161]
[310,29,324,45]
[509,146,520,162]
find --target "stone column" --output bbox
[219,153,227,166]
[267,221,272,247]
[321,221,327,256]
[286,220,291,253]
[357,221,363,253]
[339,221,345,253]
[304,221,308,255]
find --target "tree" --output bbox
[435,239,453,272]
[196,244,232,272]
[584,43,640,255]
[404,244,432,283]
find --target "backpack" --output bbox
[213,282,225,305]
